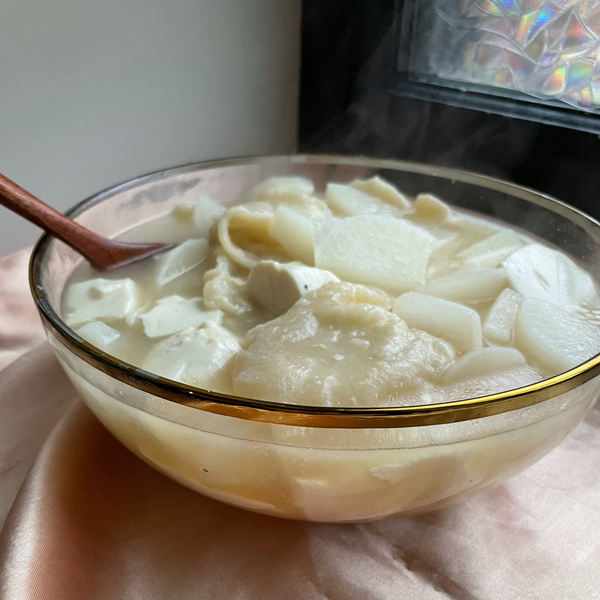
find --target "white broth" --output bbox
[62,176,600,407]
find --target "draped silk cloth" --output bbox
[0,250,46,372]
[1,250,600,599]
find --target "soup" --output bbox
[62,176,600,408]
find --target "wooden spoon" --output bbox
[0,173,173,271]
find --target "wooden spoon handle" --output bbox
[0,173,111,257]
[0,173,171,271]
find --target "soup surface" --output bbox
[62,176,600,407]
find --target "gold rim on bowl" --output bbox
[29,155,600,429]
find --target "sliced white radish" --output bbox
[414,193,454,222]
[154,238,209,287]
[423,228,464,278]
[246,261,339,315]
[350,176,411,209]
[325,183,401,217]
[504,244,596,309]
[423,216,500,263]
[314,215,437,293]
[483,288,522,344]
[458,230,522,268]
[442,347,527,384]
[244,176,315,203]
[417,268,507,304]
[514,298,600,374]
[393,292,482,352]
[192,196,226,237]
[269,205,318,265]
[452,216,498,244]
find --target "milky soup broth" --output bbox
[56,176,600,520]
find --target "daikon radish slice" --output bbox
[417,268,507,304]
[155,239,209,286]
[458,230,522,269]
[192,196,226,237]
[504,244,596,308]
[325,183,401,217]
[350,176,411,209]
[414,193,454,222]
[442,347,527,384]
[269,205,319,265]
[514,298,600,374]
[483,288,522,344]
[393,292,482,352]
[315,215,437,293]
[244,176,315,203]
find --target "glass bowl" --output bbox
[30,155,600,523]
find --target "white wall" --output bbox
[0,0,300,256]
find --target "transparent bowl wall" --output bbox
[32,156,600,522]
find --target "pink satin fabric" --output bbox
[2,251,600,599]
[0,250,46,372]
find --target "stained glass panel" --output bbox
[404,0,600,111]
